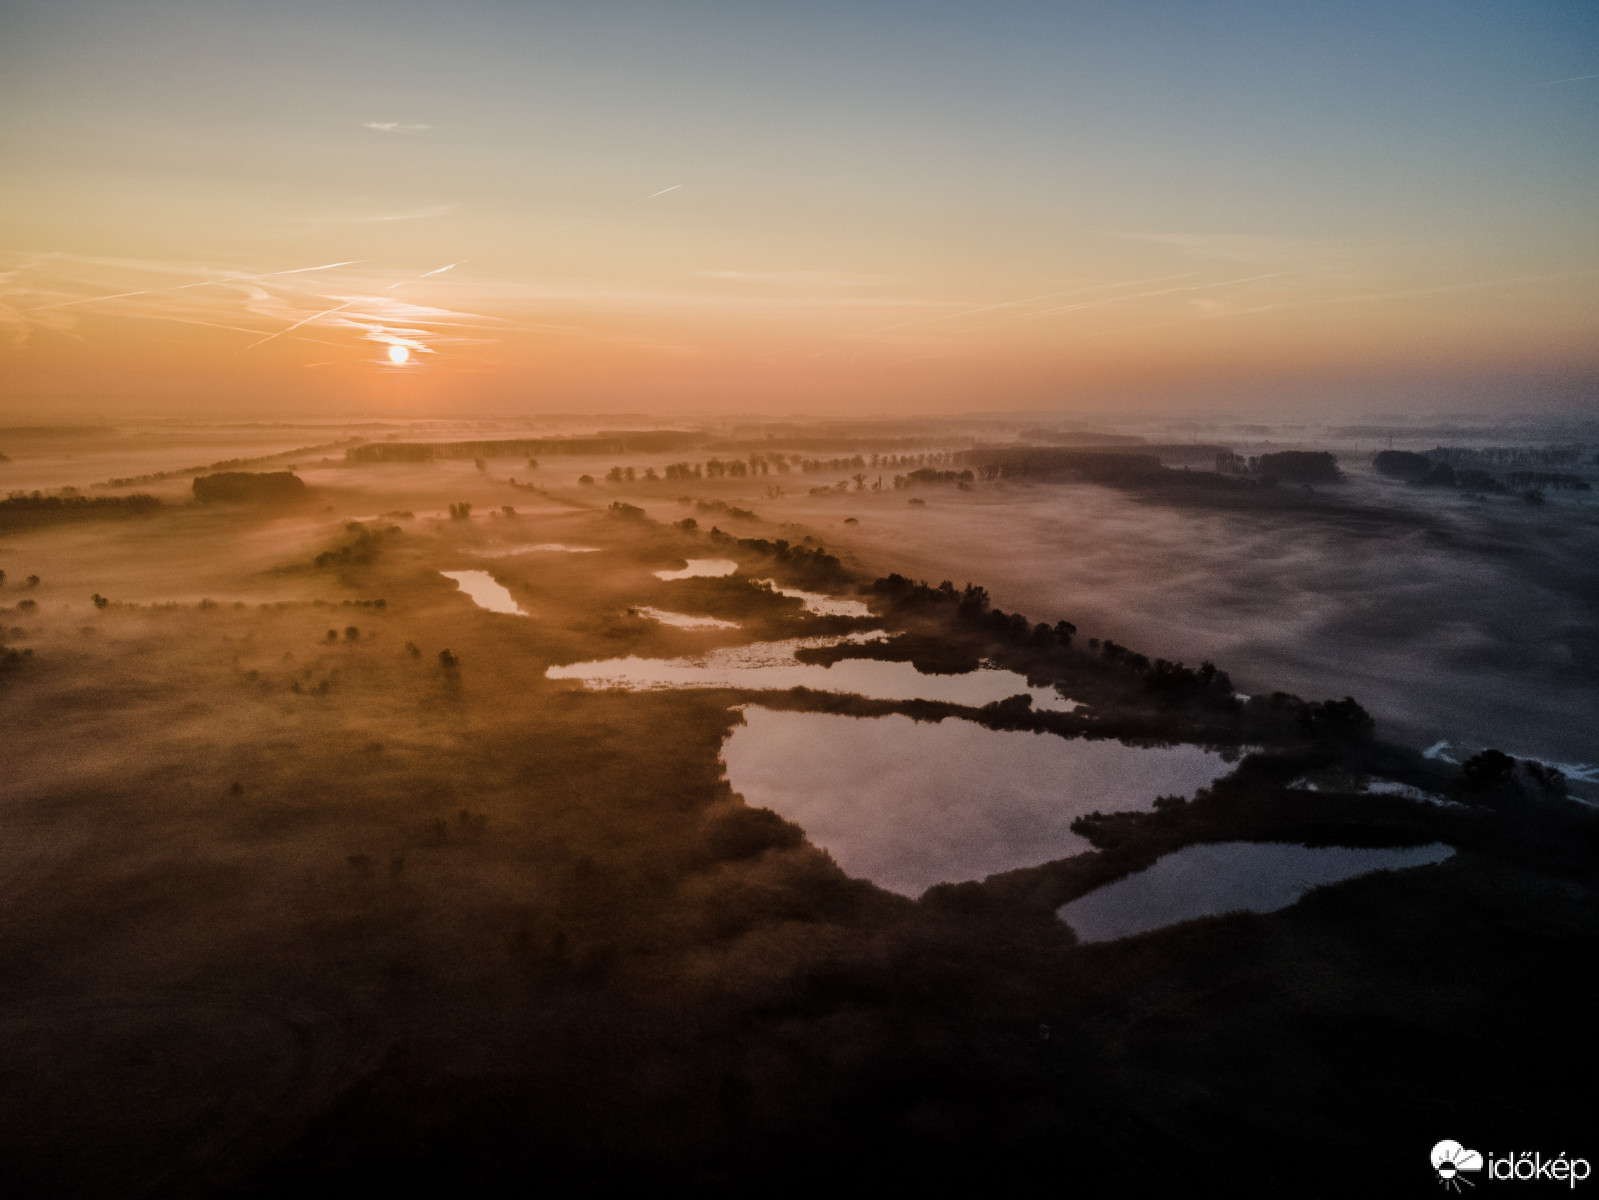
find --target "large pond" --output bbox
[547,634,1079,711]
[720,708,1236,896]
[441,570,526,616]
[1057,840,1456,943]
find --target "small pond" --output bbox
[720,708,1236,897]
[750,579,872,618]
[440,570,526,616]
[654,558,739,581]
[476,543,600,557]
[1057,840,1456,943]
[547,634,1078,711]
[633,607,739,630]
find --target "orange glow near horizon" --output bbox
[2,3,1595,417]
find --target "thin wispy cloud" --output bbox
[0,255,497,363]
[361,121,432,132]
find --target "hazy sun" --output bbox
[387,345,410,365]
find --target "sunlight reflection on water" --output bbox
[547,633,1077,710]
[1057,841,1455,942]
[721,708,1235,896]
[440,570,526,616]
[654,558,738,580]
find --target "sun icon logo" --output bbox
[1431,1140,1483,1191]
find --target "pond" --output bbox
[654,558,739,581]
[720,708,1236,896]
[750,579,872,618]
[633,606,739,630]
[475,543,600,557]
[547,634,1079,711]
[440,570,526,616]
[1057,840,1456,943]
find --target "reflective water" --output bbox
[654,558,739,581]
[476,543,600,557]
[720,708,1235,896]
[1057,840,1456,942]
[547,633,1079,711]
[633,607,739,630]
[750,579,872,618]
[440,570,526,616]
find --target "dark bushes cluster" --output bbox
[192,471,307,504]
[313,525,400,568]
[0,491,160,528]
[706,530,845,579]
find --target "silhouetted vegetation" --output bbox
[0,490,160,529]
[99,439,359,487]
[1253,450,1342,484]
[193,471,309,504]
[313,523,401,568]
[1373,449,1432,480]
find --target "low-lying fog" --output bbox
[756,474,1599,767]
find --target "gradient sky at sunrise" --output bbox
[2,0,1596,416]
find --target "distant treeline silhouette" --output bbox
[1373,449,1590,494]
[346,431,701,462]
[0,491,160,529]
[193,471,309,503]
[98,438,361,487]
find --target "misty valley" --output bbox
[1,415,1596,1196]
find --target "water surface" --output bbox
[476,543,600,557]
[1058,840,1456,942]
[633,607,739,630]
[721,708,1234,896]
[548,634,1078,710]
[751,579,872,618]
[654,558,739,581]
[440,570,526,616]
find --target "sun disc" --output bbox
[388,345,410,365]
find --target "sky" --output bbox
[1,0,1596,417]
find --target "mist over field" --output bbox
[4,0,1598,1192]
[1,410,1596,1195]
[759,447,1599,768]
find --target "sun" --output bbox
[387,344,410,365]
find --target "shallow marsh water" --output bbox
[547,634,1078,710]
[633,607,739,630]
[750,579,872,618]
[440,570,526,616]
[474,543,600,557]
[1058,840,1456,942]
[720,708,1236,896]
[654,558,738,581]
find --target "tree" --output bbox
[1462,749,1515,790]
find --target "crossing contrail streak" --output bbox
[23,260,365,312]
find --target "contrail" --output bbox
[1532,72,1599,86]
[411,262,461,279]
[240,262,464,352]
[24,260,365,312]
[638,185,682,201]
[240,299,362,351]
